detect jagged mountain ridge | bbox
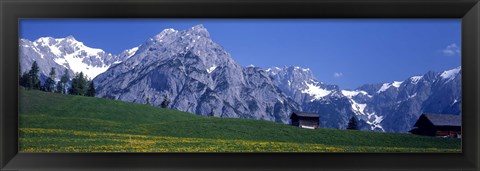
[265,66,461,132]
[93,25,301,123]
[266,66,383,131]
[19,36,139,80]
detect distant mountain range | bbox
[19,36,138,80]
[19,25,461,133]
[266,65,461,132]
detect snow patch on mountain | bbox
[392,81,402,88]
[53,58,68,68]
[207,65,217,73]
[301,82,332,101]
[377,81,403,93]
[367,115,385,131]
[349,99,367,115]
[440,67,461,82]
[452,99,458,105]
[408,93,417,99]
[265,67,282,75]
[124,46,139,58]
[29,45,45,59]
[341,90,369,98]
[410,76,423,84]
[347,97,384,131]
[301,68,310,72]
[63,53,109,79]
[155,28,178,40]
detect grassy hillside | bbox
[19,89,461,152]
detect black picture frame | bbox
[1,0,479,170]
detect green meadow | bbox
[19,89,461,152]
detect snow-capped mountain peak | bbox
[154,28,179,41]
[20,36,137,80]
[440,66,461,82]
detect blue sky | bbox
[20,19,461,89]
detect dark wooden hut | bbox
[409,113,461,138]
[290,112,319,129]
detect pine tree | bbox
[19,71,29,87]
[347,116,358,130]
[40,83,47,92]
[27,61,41,90]
[45,67,56,92]
[56,81,64,93]
[86,81,96,97]
[69,72,88,95]
[58,69,70,94]
[160,95,170,108]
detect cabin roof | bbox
[422,113,461,127]
[290,112,319,118]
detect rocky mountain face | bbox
[266,66,461,132]
[369,67,462,132]
[266,66,381,131]
[93,25,300,123]
[19,36,138,80]
[20,25,461,133]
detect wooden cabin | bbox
[409,113,461,138]
[290,112,319,129]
